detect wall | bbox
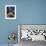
[0,0,46,44]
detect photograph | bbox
[5,5,16,19]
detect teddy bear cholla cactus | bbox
[8,32,16,41]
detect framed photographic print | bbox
[5,5,16,19]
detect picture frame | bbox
[5,5,16,19]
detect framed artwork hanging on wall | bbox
[5,5,16,19]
